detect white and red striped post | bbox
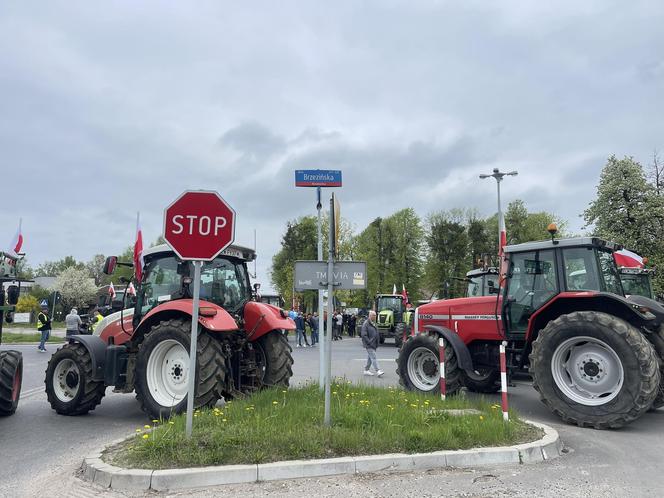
[500,340,509,422]
[438,338,446,401]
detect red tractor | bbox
[45,244,295,420]
[397,236,664,429]
[0,252,22,417]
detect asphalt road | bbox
[2,337,664,497]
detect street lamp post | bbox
[479,168,518,253]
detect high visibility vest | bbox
[37,312,48,330]
[90,315,102,332]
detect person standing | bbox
[360,310,383,377]
[349,314,357,337]
[307,313,318,346]
[64,308,82,337]
[295,312,307,348]
[90,309,103,333]
[334,310,343,340]
[37,305,52,352]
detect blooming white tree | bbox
[53,266,98,310]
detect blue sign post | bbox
[295,170,342,187]
[295,169,342,390]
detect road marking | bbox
[21,386,45,399]
[352,359,396,362]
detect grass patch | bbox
[6,321,66,329]
[110,381,541,470]
[1,332,65,343]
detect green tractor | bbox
[375,294,409,347]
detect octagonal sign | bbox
[163,190,236,261]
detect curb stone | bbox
[82,420,562,492]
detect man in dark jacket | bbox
[37,305,52,352]
[360,310,383,377]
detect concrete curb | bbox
[82,420,563,492]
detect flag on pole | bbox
[401,284,408,303]
[109,282,116,299]
[393,284,397,294]
[127,282,137,296]
[614,249,644,268]
[134,212,144,282]
[7,219,23,256]
[498,211,507,257]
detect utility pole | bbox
[317,187,325,389]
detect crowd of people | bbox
[285,309,361,347]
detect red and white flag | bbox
[134,212,144,282]
[401,284,408,303]
[7,219,23,256]
[498,211,507,257]
[392,284,397,294]
[614,249,644,268]
[109,282,116,299]
[127,282,137,296]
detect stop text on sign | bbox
[171,215,228,236]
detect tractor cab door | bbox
[504,249,558,338]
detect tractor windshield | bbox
[377,296,403,312]
[467,276,484,297]
[199,257,251,311]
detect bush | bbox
[15,295,39,314]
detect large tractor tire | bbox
[135,319,226,420]
[645,325,664,409]
[394,323,406,349]
[530,311,659,429]
[461,368,501,393]
[396,333,461,395]
[45,343,106,415]
[0,350,22,416]
[254,330,293,387]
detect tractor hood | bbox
[377,309,394,326]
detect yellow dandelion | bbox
[135,429,142,433]
[480,416,485,421]
[152,419,159,423]
[214,412,220,416]
[168,421,175,425]
[410,404,418,408]
[144,425,151,429]
[222,418,227,422]
[272,401,279,405]
[332,391,337,395]
[142,434,149,439]
[282,390,287,393]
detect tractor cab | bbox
[465,267,499,297]
[375,294,404,327]
[503,237,625,339]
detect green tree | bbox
[53,266,98,311]
[16,295,39,314]
[425,213,469,299]
[36,256,85,277]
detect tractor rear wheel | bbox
[135,319,226,420]
[461,368,501,393]
[396,333,461,395]
[394,323,406,349]
[530,311,659,429]
[254,330,293,387]
[0,350,22,416]
[45,343,106,415]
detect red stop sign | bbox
[163,190,236,261]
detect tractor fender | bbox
[423,325,475,373]
[243,301,295,341]
[133,299,238,341]
[67,334,108,382]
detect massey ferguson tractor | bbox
[398,235,664,429]
[0,252,23,417]
[375,293,408,347]
[45,244,295,420]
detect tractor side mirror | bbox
[177,261,190,276]
[6,285,19,305]
[103,256,117,275]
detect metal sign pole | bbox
[317,186,325,390]
[324,196,334,426]
[185,260,202,438]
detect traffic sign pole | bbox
[185,260,202,438]
[324,195,334,427]
[317,186,325,390]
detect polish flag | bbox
[134,212,144,282]
[109,282,117,299]
[401,284,409,303]
[614,249,644,269]
[393,284,397,294]
[498,211,507,257]
[7,219,23,256]
[127,282,137,296]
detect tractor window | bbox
[620,273,652,298]
[598,250,623,296]
[377,297,403,311]
[139,256,182,314]
[563,247,600,291]
[200,258,251,312]
[506,250,558,333]
[467,276,483,297]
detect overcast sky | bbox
[1,1,662,292]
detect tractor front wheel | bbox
[396,333,461,395]
[530,311,659,429]
[135,319,226,420]
[45,344,106,415]
[0,350,23,416]
[394,323,406,349]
